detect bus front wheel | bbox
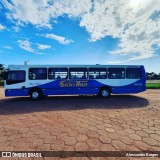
[99,87,111,98]
[30,89,43,100]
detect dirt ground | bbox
[0,88,160,160]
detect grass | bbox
[146,83,160,89]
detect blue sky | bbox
[0,0,160,73]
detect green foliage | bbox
[146,83,160,89]
[0,64,5,80]
[0,80,4,86]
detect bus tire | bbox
[99,87,111,98]
[30,89,43,100]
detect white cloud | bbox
[108,60,127,64]
[76,0,160,61]
[4,45,13,49]
[80,0,160,61]
[12,26,20,32]
[36,23,53,29]
[2,0,160,61]
[17,40,42,54]
[1,0,91,28]
[2,0,51,27]
[0,24,5,30]
[36,43,51,50]
[18,40,34,52]
[39,34,73,45]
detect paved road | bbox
[0,89,160,160]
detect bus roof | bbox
[7,64,144,69]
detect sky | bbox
[0,0,160,73]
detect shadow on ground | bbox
[0,95,149,115]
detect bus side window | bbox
[69,68,88,79]
[56,76,61,79]
[108,68,125,79]
[81,75,86,79]
[89,75,94,79]
[65,75,68,79]
[89,68,107,79]
[48,68,68,80]
[29,68,47,80]
[126,68,142,79]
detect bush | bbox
[0,80,4,86]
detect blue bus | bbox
[4,64,146,100]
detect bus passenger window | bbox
[48,68,68,80]
[29,68,47,80]
[56,76,61,79]
[89,75,94,79]
[126,68,142,79]
[108,68,125,79]
[69,68,88,79]
[89,68,107,79]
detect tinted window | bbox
[108,68,125,79]
[29,68,47,80]
[48,68,68,79]
[126,68,142,79]
[6,71,25,85]
[69,68,88,79]
[89,68,107,79]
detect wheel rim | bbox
[32,91,39,99]
[102,90,109,97]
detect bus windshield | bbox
[6,70,26,85]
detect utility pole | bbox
[24,60,30,65]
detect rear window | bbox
[29,68,47,80]
[126,68,142,79]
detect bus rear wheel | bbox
[30,89,43,100]
[99,87,111,98]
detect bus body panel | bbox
[4,65,146,97]
[5,79,146,96]
[5,89,29,96]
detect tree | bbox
[146,72,150,80]
[0,64,5,80]
[146,72,160,80]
